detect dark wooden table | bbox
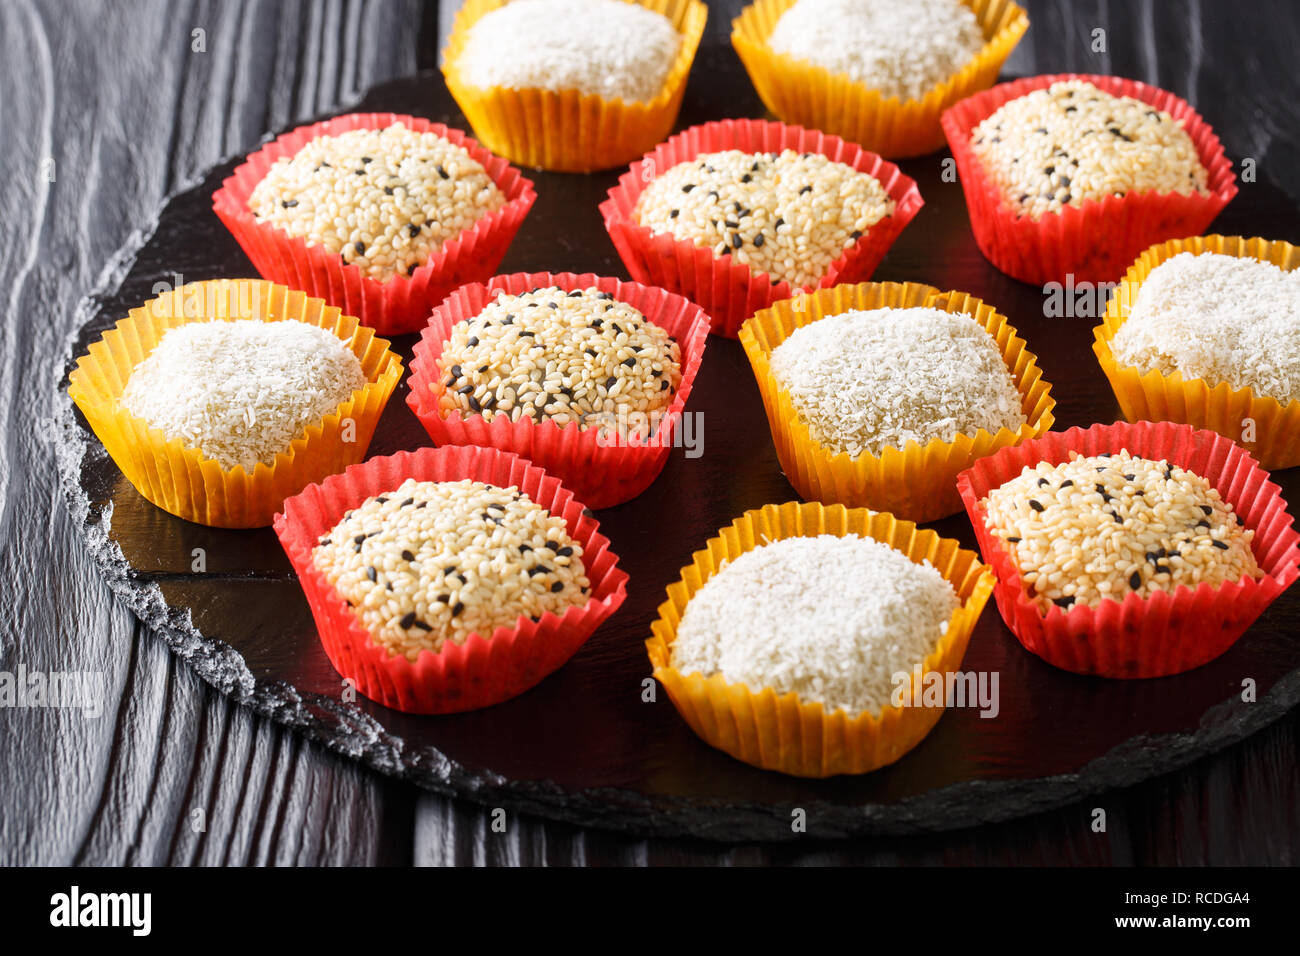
[3,0,1298,866]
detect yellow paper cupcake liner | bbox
[442,0,708,172]
[740,281,1056,523]
[1093,234,1300,471]
[646,501,996,777]
[731,0,1029,158]
[67,279,404,529]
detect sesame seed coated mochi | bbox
[248,123,506,281]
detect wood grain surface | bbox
[3,0,1299,865]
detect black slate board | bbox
[56,54,1300,842]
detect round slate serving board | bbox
[56,56,1300,842]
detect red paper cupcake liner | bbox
[406,271,711,509]
[213,112,537,336]
[941,74,1237,285]
[956,421,1300,678]
[273,445,628,714]
[599,119,924,337]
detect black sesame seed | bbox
[1212,540,1229,550]
[850,230,862,240]
[681,184,695,193]
[731,233,743,249]
[467,396,482,412]
[457,384,474,394]
[799,185,812,195]
[365,566,377,582]
[660,380,669,390]
[622,357,636,368]
[557,546,573,557]
[1029,499,1044,512]
[1060,479,1073,488]
[401,550,415,562]
[468,336,479,347]
[400,612,416,629]
[452,602,464,617]
[354,241,365,255]
[669,209,679,218]
[1053,596,1075,609]
[604,376,617,390]
[1201,505,1213,516]
[740,174,751,183]
[1037,478,1049,488]
[529,566,550,576]
[774,217,785,229]
[550,581,564,593]
[1129,571,1141,590]
[585,348,597,357]
[354,534,366,545]
[1006,536,1022,543]
[612,323,626,335]
[281,199,298,208]
[436,164,449,179]
[753,234,765,247]
[408,224,419,238]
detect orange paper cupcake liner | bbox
[731,0,1029,158]
[67,279,403,529]
[212,112,536,336]
[600,118,924,337]
[441,0,708,173]
[956,421,1300,679]
[274,446,628,714]
[406,272,711,509]
[739,281,1055,523]
[646,501,996,777]
[942,74,1238,285]
[1093,234,1300,471]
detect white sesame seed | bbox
[634,149,895,288]
[312,478,590,659]
[435,286,682,441]
[981,450,1261,611]
[971,80,1208,220]
[248,123,506,281]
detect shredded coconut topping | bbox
[769,306,1026,459]
[767,0,986,102]
[313,478,590,659]
[1110,252,1300,407]
[120,319,366,472]
[249,123,506,281]
[971,80,1209,220]
[981,450,1261,612]
[670,534,959,718]
[635,148,895,288]
[456,0,681,103]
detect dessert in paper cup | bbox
[731,0,1029,158]
[212,112,536,335]
[942,73,1237,285]
[600,118,923,337]
[67,279,402,529]
[406,271,711,509]
[739,280,1055,523]
[956,421,1300,679]
[646,501,996,778]
[441,0,708,173]
[274,445,628,714]
[1094,234,1300,471]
